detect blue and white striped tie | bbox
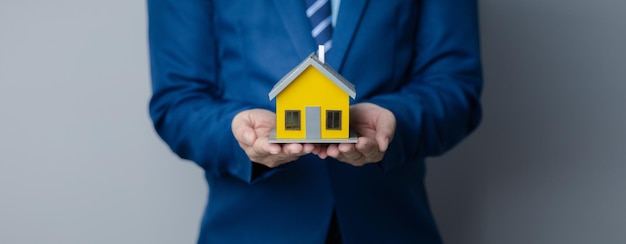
[305,0,333,52]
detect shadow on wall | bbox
[426,0,626,243]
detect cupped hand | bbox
[315,103,396,166]
[231,109,315,168]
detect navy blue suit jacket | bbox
[148,0,482,243]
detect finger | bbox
[338,143,367,163]
[232,117,256,147]
[253,136,280,156]
[311,145,321,155]
[302,143,315,154]
[266,141,282,155]
[270,149,304,166]
[338,143,356,153]
[283,143,304,155]
[375,132,390,152]
[252,147,300,168]
[242,129,256,147]
[312,144,328,159]
[375,113,395,152]
[354,137,381,159]
[326,144,340,158]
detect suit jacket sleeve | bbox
[147,0,258,182]
[367,0,483,171]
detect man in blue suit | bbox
[148,0,482,243]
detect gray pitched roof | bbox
[268,53,356,100]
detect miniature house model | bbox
[268,47,357,143]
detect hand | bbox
[314,103,396,166]
[231,109,315,168]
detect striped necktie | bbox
[305,0,333,51]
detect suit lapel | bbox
[272,0,316,60]
[327,0,369,71]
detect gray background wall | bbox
[1,0,624,243]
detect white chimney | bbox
[318,45,325,63]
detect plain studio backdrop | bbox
[1,0,625,243]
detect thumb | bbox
[375,113,396,152]
[242,128,256,146]
[376,132,391,152]
[232,111,257,147]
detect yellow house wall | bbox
[275,66,350,139]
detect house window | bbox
[326,110,342,130]
[285,110,301,130]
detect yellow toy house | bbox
[268,49,357,143]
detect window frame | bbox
[326,110,342,130]
[285,110,301,130]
